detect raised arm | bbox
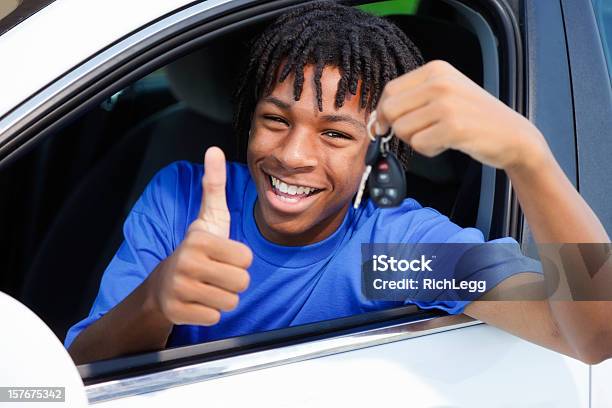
[68,148,251,364]
[374,60,612,364]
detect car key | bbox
[354,112,407,208]
[369,145,407,207]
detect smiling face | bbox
[247,64,370,246]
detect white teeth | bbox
[270,175,317,196]
[278,195,298,202]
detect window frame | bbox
[0,0,56,36]
[591,0,612,83]
[83,309,477,403]
[0,0,523,401]
[518,0,578,257]
[560,0,612,236]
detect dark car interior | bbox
[0,0,486,342]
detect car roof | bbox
[0,0,197,119]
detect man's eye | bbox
[263,115,289,125]
[323,131,352,140]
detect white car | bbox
[1,0,611,406]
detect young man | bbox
[66,2,611,365]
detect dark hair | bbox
[233,0,424,165]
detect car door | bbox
[563,0,612,407]
[0,0,601,407]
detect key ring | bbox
[367,111,394,144]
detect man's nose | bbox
[275,127,318,170]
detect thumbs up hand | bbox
[193,147,231,238]
[146,147,252,327]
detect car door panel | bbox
[91,324,589,408]
[592,358,612,408]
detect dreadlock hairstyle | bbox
[233,0,424,167]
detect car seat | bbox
[20,42,241,340]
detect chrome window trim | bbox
[85,316,480,404]
[0,0,233,144]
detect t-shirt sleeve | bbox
[63,163,184,349]
[400,207,542,315]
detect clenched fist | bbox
[375,60,550,171]
[147,147,252,326]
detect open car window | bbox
[0,0,522,400]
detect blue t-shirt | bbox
[64,161,536,349]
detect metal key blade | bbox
[354,137,381,209]
[353,165,372,209]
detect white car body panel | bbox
[0,292,88,407]
[592,358,612,408]
[0,0,192,117]
[94,324,589,408]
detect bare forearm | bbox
[68,270,173,365]
[506,140,612,363]
[506,145,608,243]
[466,299,578,358]
[373,59,612,363]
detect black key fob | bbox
[369,153,406,207]
[365,136,381,166]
